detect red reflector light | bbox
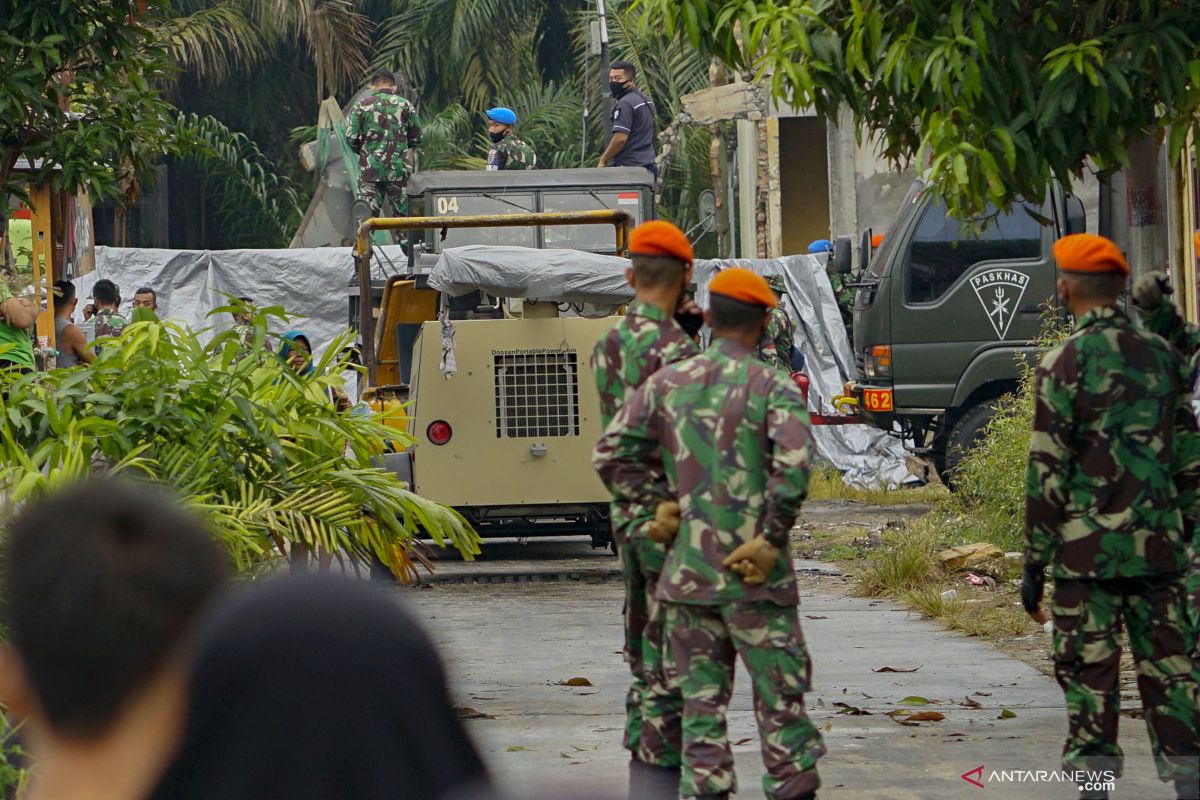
[426,420,452,445]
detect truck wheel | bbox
[938,400,1000,489]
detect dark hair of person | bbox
[709,293,768,334]
[370,69,396,85]
[630,254,686,288]
[0,480,230,739]
[52,280,76,305]
[611,60,636,79]
[135,287,157,303]
[1064,272,1127,301]
[149,576,490,800]
[92,279,120,305]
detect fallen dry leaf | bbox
[960,696,983,709]
[557,677,594,687]
[973,691,992,697]
[455,707,495,720]
[833,702,872,716]
[506,746,528,752]
[874,665,922,673]
[731,737,753,746]
[997,709,1017,720]
[904,712,946,722]
[898,695,931,706]
[805,615,828,620]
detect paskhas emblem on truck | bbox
[970,269,1029,339]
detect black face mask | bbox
[488,130,506,144]
[609,81,629,98]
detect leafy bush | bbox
[948,317,1070,553]
[0,306,479,578]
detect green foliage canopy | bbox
[0,306,480,578]
[0,0,176,209]
[638,0,1200,220]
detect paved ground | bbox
[404,526,1170,799]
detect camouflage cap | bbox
[764,274,786,294]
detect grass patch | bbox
[903,585,1031,638]
[807,469,948,505]
[822,543,865,561]
[849,320,1067,641]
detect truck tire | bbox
[938,400,1000,489]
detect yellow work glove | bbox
[646,501,680,544]
[721,535,781,585]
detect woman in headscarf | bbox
[147,575,492,800]
[278,330,351,412]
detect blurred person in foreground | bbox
[0,481,230,800]
[148,575,491,800]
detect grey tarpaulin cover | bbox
[695,256,914,489]
[428,245,635,303]
[78,245,404,398]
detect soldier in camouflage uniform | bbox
[483,107,537,171]
[1132,270,1200,664]
[756,274,796,373]
[347,70,421,218]
[591,221,699,787]
[1024,235,1200,800]
[808,238,853,329]
[85,279,128,347]
[595,268,824,800]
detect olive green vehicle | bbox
[352,167,656,547]
[836,178,1086,480]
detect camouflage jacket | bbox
[591,300,698,544]
[593,337,813,605]
[827,271,855,323]
[347,89,422,183]
[93,309,127,340]
[1137,300,1200,536]
[755,306,795,373]
[1026,305,1191,579]
[486,133,537,171]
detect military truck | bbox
[351,181,648,548]
[838,178,1086,480]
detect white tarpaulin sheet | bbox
[695,256,914,489]
[81,245,402,360]
[428,245,634,304]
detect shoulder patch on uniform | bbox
[613,108,621,119]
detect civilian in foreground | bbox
[0,480,230,800]
[149,575,491,800]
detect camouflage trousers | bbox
[1051,576,1200,782]
[357,180,408,218]
[663,601,825,799]
[619,533,683,767]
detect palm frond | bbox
[158,1,266,83]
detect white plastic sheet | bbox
[428,245,634,304]
[695,256,915,489]
[79,245,401,360]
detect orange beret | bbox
[629,220,693,264]
[1053,234,1128,276]
[709,268,777,309]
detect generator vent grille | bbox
[494,350,581,438]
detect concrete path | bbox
[404,547,1169,799]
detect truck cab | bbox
[846,178,1084,480]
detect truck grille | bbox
[494,350,581,438]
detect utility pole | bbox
[597,0,613,140]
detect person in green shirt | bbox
[0,276,36,372]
